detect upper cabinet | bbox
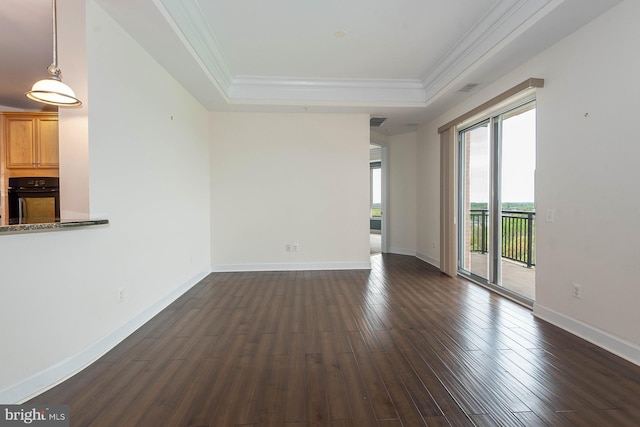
[2,112,59,169]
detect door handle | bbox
[18,198,26,223]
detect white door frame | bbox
[369,142,388,254]
[380,145,389,253]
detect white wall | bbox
[0,0,211,402]
[210,112,370,271]
[370,130,388,147]
[533,0,640,355]
[387,132,417,256]
[417,0,640,361]
[416,122,440,267]
[58,0,90,219]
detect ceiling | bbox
[0,0,53,111]
[1,0,621,134]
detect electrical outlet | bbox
[285,244,292,252]
[117,287,125,303]
[572,283,583,299]
[293,243,299,252]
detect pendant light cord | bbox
[48,0,61,78]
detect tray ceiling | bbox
[1,0,622,134]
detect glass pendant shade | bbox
[26,77,81,106]
[25,0,82,107]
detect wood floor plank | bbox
[162,357,222,426]
[197,333,250,425]
[28,254,640,426]
[400,349,476,426]
[237,333,277,425]
[422,416,451,426]
[512,411,548,427]
[89,358,177,427]
[305,353,329,426]
[74,360,151,426]
[463,350,571,425]
[376,419,402,427]
[346,330,397,420]
[417,328,531,415]
[319,332,352,422]
[336,351,380,426]
[207,353,253,425]
[403,329,489,417]
[108,358,197,427]
[371,351,427,426]
[499,348,613,411]
[283,332,306,424]
[383,347,443,419]
[259,354,289,427]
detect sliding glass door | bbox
[458,120,491,281]
[458,100,536,302]
[499,104,536,299]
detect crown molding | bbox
[153,0,234,96]
[228,76,426,106]
[153,0,560,107]
[421,0,560,101]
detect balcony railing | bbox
[469,210,535,268]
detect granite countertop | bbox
[0,219,109,234]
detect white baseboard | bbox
[534,304,640,366]
[388,247,416,256]
[0,269,211,404]
[211,261,371,272]
[416,252,440,269]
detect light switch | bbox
[546,209,554,223]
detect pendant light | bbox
[26,0,82,107]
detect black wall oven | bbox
[8,177,60,224]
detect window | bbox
[370,161,381,217]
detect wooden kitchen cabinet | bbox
[0,112,59,224]
[3,112,59,169]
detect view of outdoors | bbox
[460,103,536,301]
[371,166,381,217]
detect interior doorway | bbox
[370,143,386,255]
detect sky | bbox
[468,108,536,203]
[371,168,382,206]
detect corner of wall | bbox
[416,252,441,269]
[0,269,210,404]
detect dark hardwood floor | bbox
[31,254,640,426]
